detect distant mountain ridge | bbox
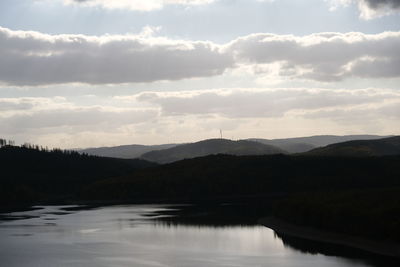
[249,135,388,153]
[140,139,286,164]
[78,135,389,159]
[305,136,400,156]
[79,144,178,159]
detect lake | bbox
[0,204,395,267]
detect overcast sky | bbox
[0,0,399,148]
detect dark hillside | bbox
[305,136,400,157]
[82,153,400,242]
[83,154,400,201]
[274,188,400,242]
[0,145,155,206]
[250,135,387,153]
[141,139,285,164]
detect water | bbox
[0,205,394,267]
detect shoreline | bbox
[259,216,400,258]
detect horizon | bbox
[2,133,394,150]
[73,133,397,149]
[1,0,400,149]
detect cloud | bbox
[304,100,400,128]
[229,31,400,82]
[0,97,158,134]
[0,27,399,85]
[360,0,400,18]
[0,97,67,111]
[60,0,400,18]
[0,108,156,134]
[329,0,400,19]
[134,87,400,118]
[0,98,35,111]
[64,0,216,11]
[0,26,233,86]
[1,88,399,147]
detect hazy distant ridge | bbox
[79,144,177,159]
[78,135,388,159]
[249,135,387,153]
[305,136,400,156]
[141,139,285,164]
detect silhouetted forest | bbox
[0,140,155,206]
[274,188,400,242]
[305,136,400,156]
[82,154,400,201]
[80,153,400,242]
[1,138,400,243]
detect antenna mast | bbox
[220,129,223,139]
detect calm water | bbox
[0,205,392,267]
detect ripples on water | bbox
[0,205,396,267]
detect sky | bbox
[0,0,399,148]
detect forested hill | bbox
[305,136,400,156]
[3,142,400,242]
[0,144,155,206]
[79,143,178,159]
[84,153,400,201]
[140,139,286,164]
[249,134,387,153]
[75,135,387,159]
[82,153,400,242]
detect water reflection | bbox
[275,232,399,267]
[153,204,399,267]
[0,204,396,267]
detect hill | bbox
[76,135,387,158]
[3,140,400,243]
[249,135,387,153]
[305,136,400,156]
[0,144,155,206]
[79,143,177,159]
[83,153,400,201]
[140,139,286,164]
[82,153,400,242]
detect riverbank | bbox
[259,216,400,258]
